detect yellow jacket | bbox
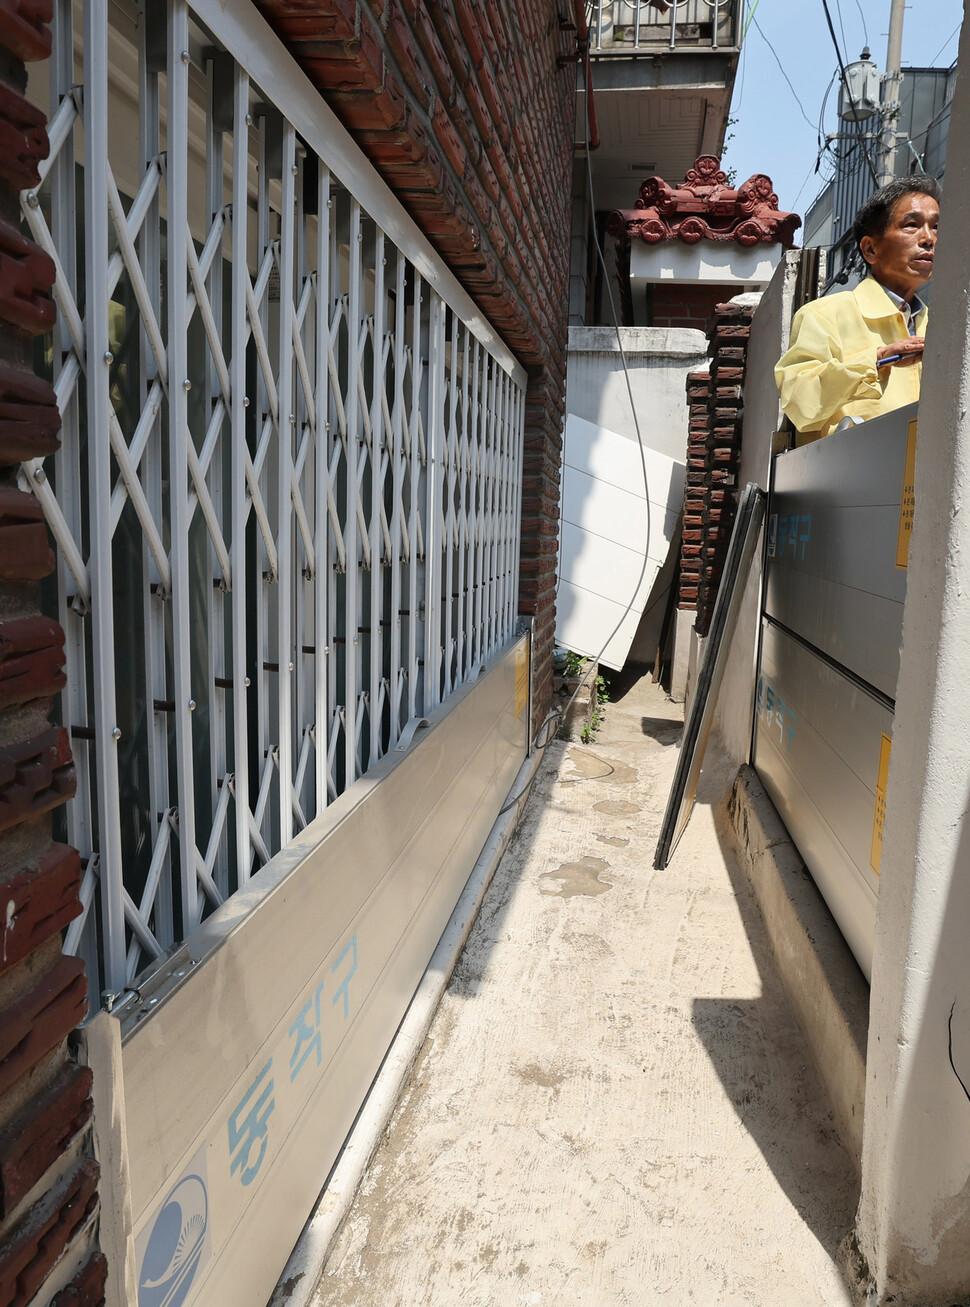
[774,276,927,443]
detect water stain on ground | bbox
[596,833,629,848]
[566,750,638,784]
[514,1062,567,1089]
[539,856,613,898]
[593,799,638,817]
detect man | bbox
[775,175,940,443]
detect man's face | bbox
[860,192,939,301]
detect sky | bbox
[726,0,965,219]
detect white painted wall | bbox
[857,11,970,1302]
[566,325,708,464]
[630,239,782,287]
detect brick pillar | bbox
[678,300,754,634]
[518,367,564,737]
[0,7,105,1305]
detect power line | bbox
[819,0,880,186]
[928,22,961,68]
[833,0,849,61]
[741,0,762,42]
[857,0,873,45]
[792,155,822,210]
[751,14,817,133]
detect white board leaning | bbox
[556,413,685,669]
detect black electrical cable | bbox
[833,0,850,65]
[852,0,868,45]
[501,32,665,816]
[928,22,961,69]
[819,0,880,186]
[751,15,817,133]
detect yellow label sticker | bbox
[895,417,918,569]
[514,641,529,720]
[870,733,893,874]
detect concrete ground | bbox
[311,671,858,1306]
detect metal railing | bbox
[587,0,740,52]
[22,0,526,1010]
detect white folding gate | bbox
[22,0,527,1011]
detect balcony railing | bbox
[587,0,742,53]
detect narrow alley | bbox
[311,673,858,1306]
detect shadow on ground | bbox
[685,753,860,1267]
[641,715,682,745]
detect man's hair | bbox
[853,175,942,253]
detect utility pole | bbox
[879,0,905,185]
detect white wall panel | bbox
[557,413,684,669]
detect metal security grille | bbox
[21,0,526,1009]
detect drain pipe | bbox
[268,743,546,1307]
[567,0,600,151]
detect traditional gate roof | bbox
[608,154,801,248]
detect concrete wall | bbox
[566,325,708,465]
[712,252,801,766]
[856,11,970,1301]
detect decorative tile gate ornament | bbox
[608,154,801,248]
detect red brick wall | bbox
[649,282,737,331]
[256,0,577,732]
[0,8,104,1306]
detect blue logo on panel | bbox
[138,1171,209,1307]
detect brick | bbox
[452,0,486,68]
[0,360,60,464]
[712,301,756,319]
[49,1252,108,1307]
[0,486,54,580]
[710,365,744,381]
[384,7,433,110]
[0,954,87,1097]
[0,726,76,831]
[326,79,407,133]
[0,79,48,190]
[433,3,472,85]
[412,5,454,99]
[0,0,52,63]
[0,1159,99,1307]
[431,100,466,178]
[0,843,81,976]
[0,1063,92,1217]
[0,219,55,335]
[0,614,65,707]
[254,0,356,41]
